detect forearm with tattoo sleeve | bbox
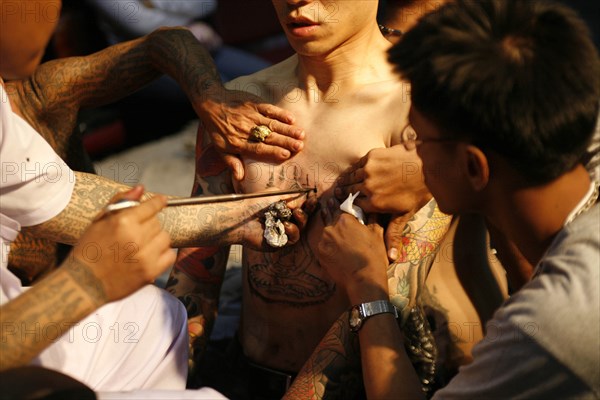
[23,168,233,361]
[0,258,109,370]
[284,312,363,399]
[5,27,222,144]
[285,201,450,399]
[164,126,233,367]
[23,171,263,249]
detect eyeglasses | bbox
[399,125,461,151]
[378,24,403,38]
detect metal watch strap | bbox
[349,300,398,333]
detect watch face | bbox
[349,306,362,332]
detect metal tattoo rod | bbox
[98,187,317,219]
[165,187,317,207]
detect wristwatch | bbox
[349,300,398,333]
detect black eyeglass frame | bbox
[378,24,403,37]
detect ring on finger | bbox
[250,125,272,142]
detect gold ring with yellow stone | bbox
[250,125,272,142]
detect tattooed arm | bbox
[165,136,233,372]
[284,313,363,400]
[0,258,107,370]
[286,200,450,399]
[6,27,217,144]
[287,202,425,399]
[5,27,303,176]
[24,171,301,249]
[1,188,174,371]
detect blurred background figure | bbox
[87,0,272,82]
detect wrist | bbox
[346,280,389,306]
[146,27,224,110]
[348,299,398,333]
[239,198,270,246]
[193,82,227,118]
[62,256,109,308]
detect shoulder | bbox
[503,204,599,328]
[539,203,600,285]
[224,55,298,103]
[493,205,599,391]
[434,316,595,399]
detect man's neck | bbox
[295,25,392,92]
[486,164,593,267]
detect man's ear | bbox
[464,145,489,191]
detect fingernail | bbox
[294,141,303,151]
[281,150,291,158]
[389,247,398,261]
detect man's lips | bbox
[286,19,320,36]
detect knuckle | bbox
[112,214,132,230]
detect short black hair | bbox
[389,0,600,183]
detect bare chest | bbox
[241,99,401,194]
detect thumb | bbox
[224,154,245,181]
[110,185,144,203]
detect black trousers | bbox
[195,336,297,400]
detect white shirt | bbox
[0,83,75,304]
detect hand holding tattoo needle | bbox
[97,186,318,253]
[81,185,175,302]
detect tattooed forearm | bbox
[23,172,129,244]
[166,246,229,366]
[160,202,244,248]
[6,27,221,146]
[145,27,222,105]
[63,257,108,307]
[25,170,260,248]
[0,265,99,370]
[284,312,363,400]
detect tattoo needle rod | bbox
[165,187,317,207]
[98,188,317,219]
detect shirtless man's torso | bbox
[232,51,409,370]
[167,1,452,397]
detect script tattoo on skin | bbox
[7,27,223,282]
[283,202,452,399]
[284,314,364,400]
[0,258,103,369]
[246,167,335,305]
[65,257,109,307]
[23,173,127,245]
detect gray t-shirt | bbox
[434,204,600,399]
